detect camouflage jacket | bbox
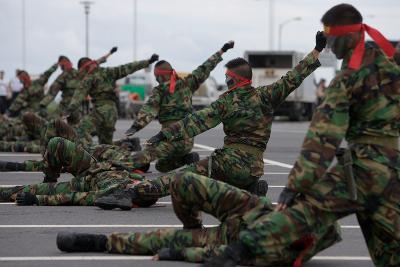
[67,60,150,113]
[287,47,400,193]
[9,63,58,115]
[40,68,81,111]
[134,51,223,130]
[161,52,320,151]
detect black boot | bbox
[137,163,150,173]
[57,232,107,252]
[183,152,200,165]
[0,161,26,172]
[94,189,134,211]
[253,180,268,197]
[16,192,38,205]
[114,137,142,152]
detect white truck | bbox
[244,50,318,121]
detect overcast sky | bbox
[0,0,399,83]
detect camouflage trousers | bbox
[106,171,342,265]
[239,144,400,267]
[128,138,194,173]
[0,140,41,153]
[75,101,118,145]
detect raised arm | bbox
[105,54,158,81]
[184,41,234,92]
[39,73,64,107]
[259,32,326,109]
[125,88,161,136]
[35,63,58,86]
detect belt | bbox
[224,143,264,158]
[349,135,399,150]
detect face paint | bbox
[225,75,235,89]
[331,35,350,59]
[59,59,72,71]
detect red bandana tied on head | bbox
[18,72,31,88]
[225,70,252,92]
[154,68,178,94]
[324,23,396,69]
[79,60,99,76]
[59,59,72,71]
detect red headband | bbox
[324,23,396,69]
[225,70,252,92]
[154,68,177,94]
[79,60,98,76]
[18,72,31,88]
[59,59,72,71]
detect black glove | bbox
[110,46,118,54]
[157,248,184,261]
[148,54,159,64]
[16,192,38,206]
[125,124,139,136]
[277,187,297,207]
[147,132,166,146]
[221,41,235,52]
[314,31,327,52]
[202,243,245,267]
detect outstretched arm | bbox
[185,41,234,92]
[35,63,58,86]
[106,54,158,81]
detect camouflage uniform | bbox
[157,52,320,191]
[67,60,150,144]
[128,52,223,172]
[8,63,58,116]
[0,137,150,206]
[232,47,400,267]
[106,171,342,265]
[39,68,81,117]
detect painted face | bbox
[328,35,351,59]
[225,74,235,89]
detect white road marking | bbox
[0,256,371,261]
[0,153,41,157]
[0,224,361,229]
[264,172,289,175]
[194,143,293,169]
[0,171,42,174]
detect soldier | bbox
[0,137,159,208]
[56,171,342,266]
[199,4,400,267]
[123,41,234,173]
[7,63,58,117]
[143,32,326,194]
[64,54,159,144]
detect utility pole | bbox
[80,1,94,57]
[21,0,26,68]
[268,0,275,50]
[133,0,137,60]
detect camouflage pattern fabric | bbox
[237,48,400,267]
[39,68,81,117]
[8,63,58,116]
[106,171,342,266]
[0,137,146,206]
[148,52,320,190]
[0,140,41,153]
[129,52,223,172]
[0,115,27,141]
[67,60,150,144]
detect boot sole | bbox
[95,201,132,211]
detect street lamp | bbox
[80,1,94,57]
[132,0,137,60]
[278,17,301,50]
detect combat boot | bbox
[114,137,141,151]
[253,180,268,197]
[183,152,200,165]
[94,189,134,211]
[57,232,107,252]
[0,161,26,172]
[138,163,150,173]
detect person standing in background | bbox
[0,71,8,114]
[8,69,23,103]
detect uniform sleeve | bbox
[105,60,150,81]
[66,77,91,115]
[286,75,350,193]
[184,52,223,93]
[134,88,161,130]
[8,88,29,114]
[39,74,64,107]
[35,63,58,86]
[259,52,320,109]
[162,99,224,141]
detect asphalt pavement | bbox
[0,119,374,267]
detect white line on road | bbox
[0,224,361,229]
[0,153,41,157]
[0,256,371,261]
[0,185,285,188]
[194,143,293,169]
